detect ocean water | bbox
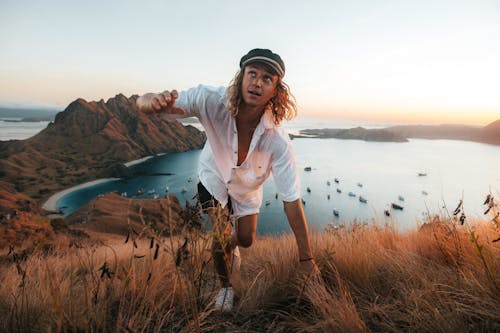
[56,138,500,235]
[0,119,50,141]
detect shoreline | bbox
[123,156,153,167]
[42,153,165,214]
[42,178,120,212]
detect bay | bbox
[56,138,500,235]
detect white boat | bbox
[348,192,356,197]
[357,182,363,188]
[359,196,367,203]
[147,189,156,194]
[121,192,127,197]
[398,195,405,201]
[165,186,169,192]
[181,187,187,193]
[326,180,331,186]
[153,194,160,199]
[333,209,340,217]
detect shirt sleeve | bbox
[271,133,301,202]
[160,85,224,122]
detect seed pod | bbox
[154,243,159,260]
[459,213,466,225]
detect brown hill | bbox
[0,180,84,249]
[0,94,206,201]
[65,192,192,236]
[476,119,500,145]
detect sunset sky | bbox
[1,0,499,125]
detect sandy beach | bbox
[123,156,153,167]
[42,178,120,212]
[43,154,160,214]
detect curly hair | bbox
[226,63,297,125]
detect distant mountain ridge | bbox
[293,120,500,146]
[0,94,206,201]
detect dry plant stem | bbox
[209,203,233,288]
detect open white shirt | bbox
[163,84,300,217]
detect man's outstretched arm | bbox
[283,198,319,275]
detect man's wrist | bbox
[299,257,314,262]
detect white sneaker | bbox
[214,287,234,312]
[231,246,241,274]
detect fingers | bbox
[146,90,185,115]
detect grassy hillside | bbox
[1,206,498,332]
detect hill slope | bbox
[0,94,206,201]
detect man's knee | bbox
[237,234,254,248]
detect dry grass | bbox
[1,206,499,332]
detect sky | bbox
[1,0,499,125]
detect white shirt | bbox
[163,84,300,217]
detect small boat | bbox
[422,190,428,195]
[165,186,169,192]
[357,182,363,188]
[306,187,311,193]
[181,187,187,193]
[391,203,404,210]
[333,209,340,217]
[348,192,356,197]
[121,192,128,197]
[359,196,367,203]
[384,210,391,217]
[398,195,405,202]
[153,194,160,199]
[275,192,278,199]
[336,188,342,194]
[418,172,427,177]
[334,178,340,184]
[187,177,193,183]
[137,188,145,195]
[147,189,156,194]
[326,180,331,186]
[304,166,312,171]
[327,194,331,200]
[265,200,271,206]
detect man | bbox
[137,48,319,311]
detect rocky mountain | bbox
[476,119,500,145]
[0,94,206,201]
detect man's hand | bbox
[300,259,321,280]
[136,90,186,116]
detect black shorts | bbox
[197,182,232,213]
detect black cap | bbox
[239,48,285,77]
